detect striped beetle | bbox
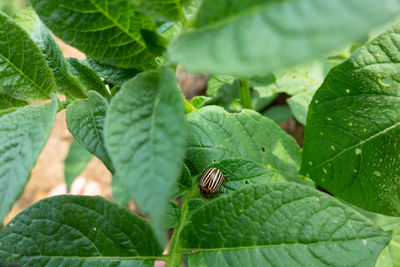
[198,168,229,198]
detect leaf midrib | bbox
[88,0,146,48]
[179,234,388,252]
[0,52,50,97]
[2,254,164,260]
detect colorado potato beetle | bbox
[198,168,229,198]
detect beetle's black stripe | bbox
[200,168,214,186]
[209,169,223,191]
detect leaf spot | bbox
[261,147,265,152]
[362,239,367,245]
[327,117,332,121]
[308,161,313,166]
[320,132,323,135]
[245,180,249,184]
[355,148,361,155]
[374,171,382,176]
[330,145,335,150]
[349,122,353,126]
[93,227,97,231]
[345,89,350,93]
[323,168,327,174]
[315,100,319,104]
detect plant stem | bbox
[166,188,194,267]
[239,79,253,109]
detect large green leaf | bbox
[185,106,301,181]
[16,9,87,99]
[0,94,28,114]
[105,68,185,246]
[208,158,285,195]
[374,215,400,267]
[168,0,400,76]
[259,61,328,96]
[66,91,113,173]
[180,183,391,267]
[0,96,58,224]
[0,195,162,266]
[84,57,140,87]
[301,24,400,216]
[67,57,111,99]
[29,0,167,69]
[134,0,189,21]
[64,139,92,192]
[0,12,55,100]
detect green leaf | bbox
[134,0,189,21]
[84,57,140,87]
[168,0,400,76]
[67,57,111,99]
[206,75,235,96]
[0,0,25,18]
[373,214,400,267]
[206,80,241,112]
[112,174,131,206]
[301,24,400,216]
[0,94,28,113]
[186,106,301,181]
[261,61,328,96]
[66,91,114,173]
[181,183,391,267]
[64,139,92,192]
[251,87,276,112]
[105,67,185,246]
[0,96,58,223]
[160,21,183,41]
[29,0,167,69]
[209,158,285,195]
[166,201,181,229]
[0,12,55,100]
[190,96,211,109]
[263,105,292,124]
[287,92,314,125]
[16,9,87,99]
[0,195,162,266]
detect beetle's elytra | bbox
[198,168,228,198]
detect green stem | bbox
[181,93,196,114]
[57,98,74,112]
[239,79,253,109]
[166,188,194,267]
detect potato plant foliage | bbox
[1,0,400,266]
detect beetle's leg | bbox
[224,174,230,179]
